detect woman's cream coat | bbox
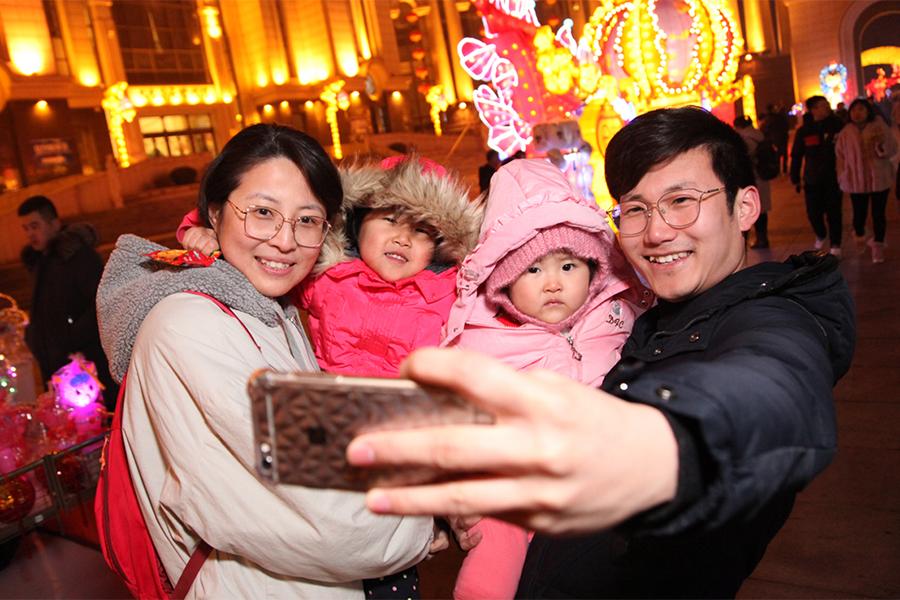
[98,235,432,598]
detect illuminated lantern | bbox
[414,66,430,79]
[580,0,744,113]
[409,30,423,43]
[51,354,105,440]
[411,48,426,61]
[0,477,35,523]
[405,12,418,24]
[52,354,102,410]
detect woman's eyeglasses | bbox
[227,201,331,248]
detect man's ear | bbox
[735,186,761,232]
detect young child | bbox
[443,158,651,600]
[177,155,483,598]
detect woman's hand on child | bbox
[182,226,219,256]
[346,348,679,536]
[448,514,483,551]
[428,524,450,557]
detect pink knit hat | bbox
[485,224,610,332]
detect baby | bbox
[443,159,651,599]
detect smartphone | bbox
[248,369,494,491]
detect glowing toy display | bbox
[457,0,747,202]
[51,354,105,440]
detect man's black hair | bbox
[17,195,59,221]
[605,106,755,213]
[805,95,829,111]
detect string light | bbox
[320,80,349,159]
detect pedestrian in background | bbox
[17,195,117,408]
[836,97,897,263]
[791,96,845,256]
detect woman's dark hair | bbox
[605,107,755,213]
[848,97,877,123]
[198,124,342,226]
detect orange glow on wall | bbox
[10,43,46,75]
[297,59,330,85]
[338,50,360,77]
[79,70,100,87]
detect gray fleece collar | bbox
[97,234,285,383]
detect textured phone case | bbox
[249,370,493,490]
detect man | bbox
[17,195,117,408]
[760,102,790,173]
[791,95,845,256]
[347,107,855,597]
[478,149,502,193]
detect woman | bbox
[96,124,434,598]
[836,97,897,263]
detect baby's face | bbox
[358,208,436,282]
[508,251,591,324]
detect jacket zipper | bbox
[564,333,583,361]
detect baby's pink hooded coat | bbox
[444,159,652,600]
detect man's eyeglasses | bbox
[227,201,331,248]
[609,187,727,237]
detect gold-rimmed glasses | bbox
[227,200,331,248]
[610,187,727,237]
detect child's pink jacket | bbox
[443,159,651,600]
[298,258,456,376]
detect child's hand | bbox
[428,524,450,557]
[449,514,483,551]
[182,226,219,255]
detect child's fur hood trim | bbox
[315,157,483,274]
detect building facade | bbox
[0,0,896,191]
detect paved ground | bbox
[0,172,898,598]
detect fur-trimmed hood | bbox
[315,157,483,273]
[21,223,99,270]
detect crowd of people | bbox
[14,92,895,597]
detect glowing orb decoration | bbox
[51,354,102,410]
[820,62,848,108]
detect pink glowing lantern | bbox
[51,354,104,439]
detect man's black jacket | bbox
[517,253,854,598]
